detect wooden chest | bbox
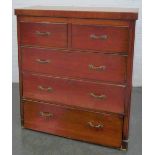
[15,6,138,150]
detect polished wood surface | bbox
[23,72,125,114]
[72,25,129,52]
[20,22,67,48]
[18,16,130,27]
[123,21,136,140]
[21,47,127,83]
[24,100,123,148]
[15,6,138,20]
[15,7,138,150]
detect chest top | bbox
[15,6,138,20]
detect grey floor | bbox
[12,83,142,155]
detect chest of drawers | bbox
[15,6,138,150]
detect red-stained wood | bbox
[21,47,127,83]
[15,7,138,150]
[22,72,125,114]
[16,16,24,126]
[15,6,138,20]
[20,22,68,48]
[18,16,68,23]
[72,24,129,52]
[23,100,123,148]
[123,21,136,140]
[18,16,130,27]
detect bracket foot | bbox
[120,141,128,151]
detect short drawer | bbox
[23,101,123,148]
[23,73,125,114]
[72,25,129,53]
[20,22,67,48]
[21,47,127,83]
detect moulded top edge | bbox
[15,6,138,20]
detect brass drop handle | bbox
[90,34,108,40]
[88,121,104,129]
[90,93,106,100]
[39,112,53,119]
[35,31,51,36]
[88,64,106,71]
[38,85,53,92]
[36,59,51,64]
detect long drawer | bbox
[72,24,129,52]
[20,22,68,48]
[22,73,125,114]
[21,47,127,83]
[23,100,123,148]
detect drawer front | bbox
[23,101,123,148]
[72,25,129,52]
[23,73,125,114]
[22,47,127,83]
[20,22,67,48]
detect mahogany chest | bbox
[15,6,138,150]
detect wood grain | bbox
[18,16,130,27]
[123,21,136,140]
[20,22,68,48]
[23,100,123,148]
[15,7,138,149]
[15,6,138,20]
[22,72,126,114]
[72,24,129,52]
[21,47,127,83]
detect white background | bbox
[12,0,142,86]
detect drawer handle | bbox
[35,31,51,36]
[36,59,51,64]
[38,85,53,92]
[90,34,108,40]
[90,93,106,100]
[88,64,106,71]
[88,121,104,129]
[40,112,53,119]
